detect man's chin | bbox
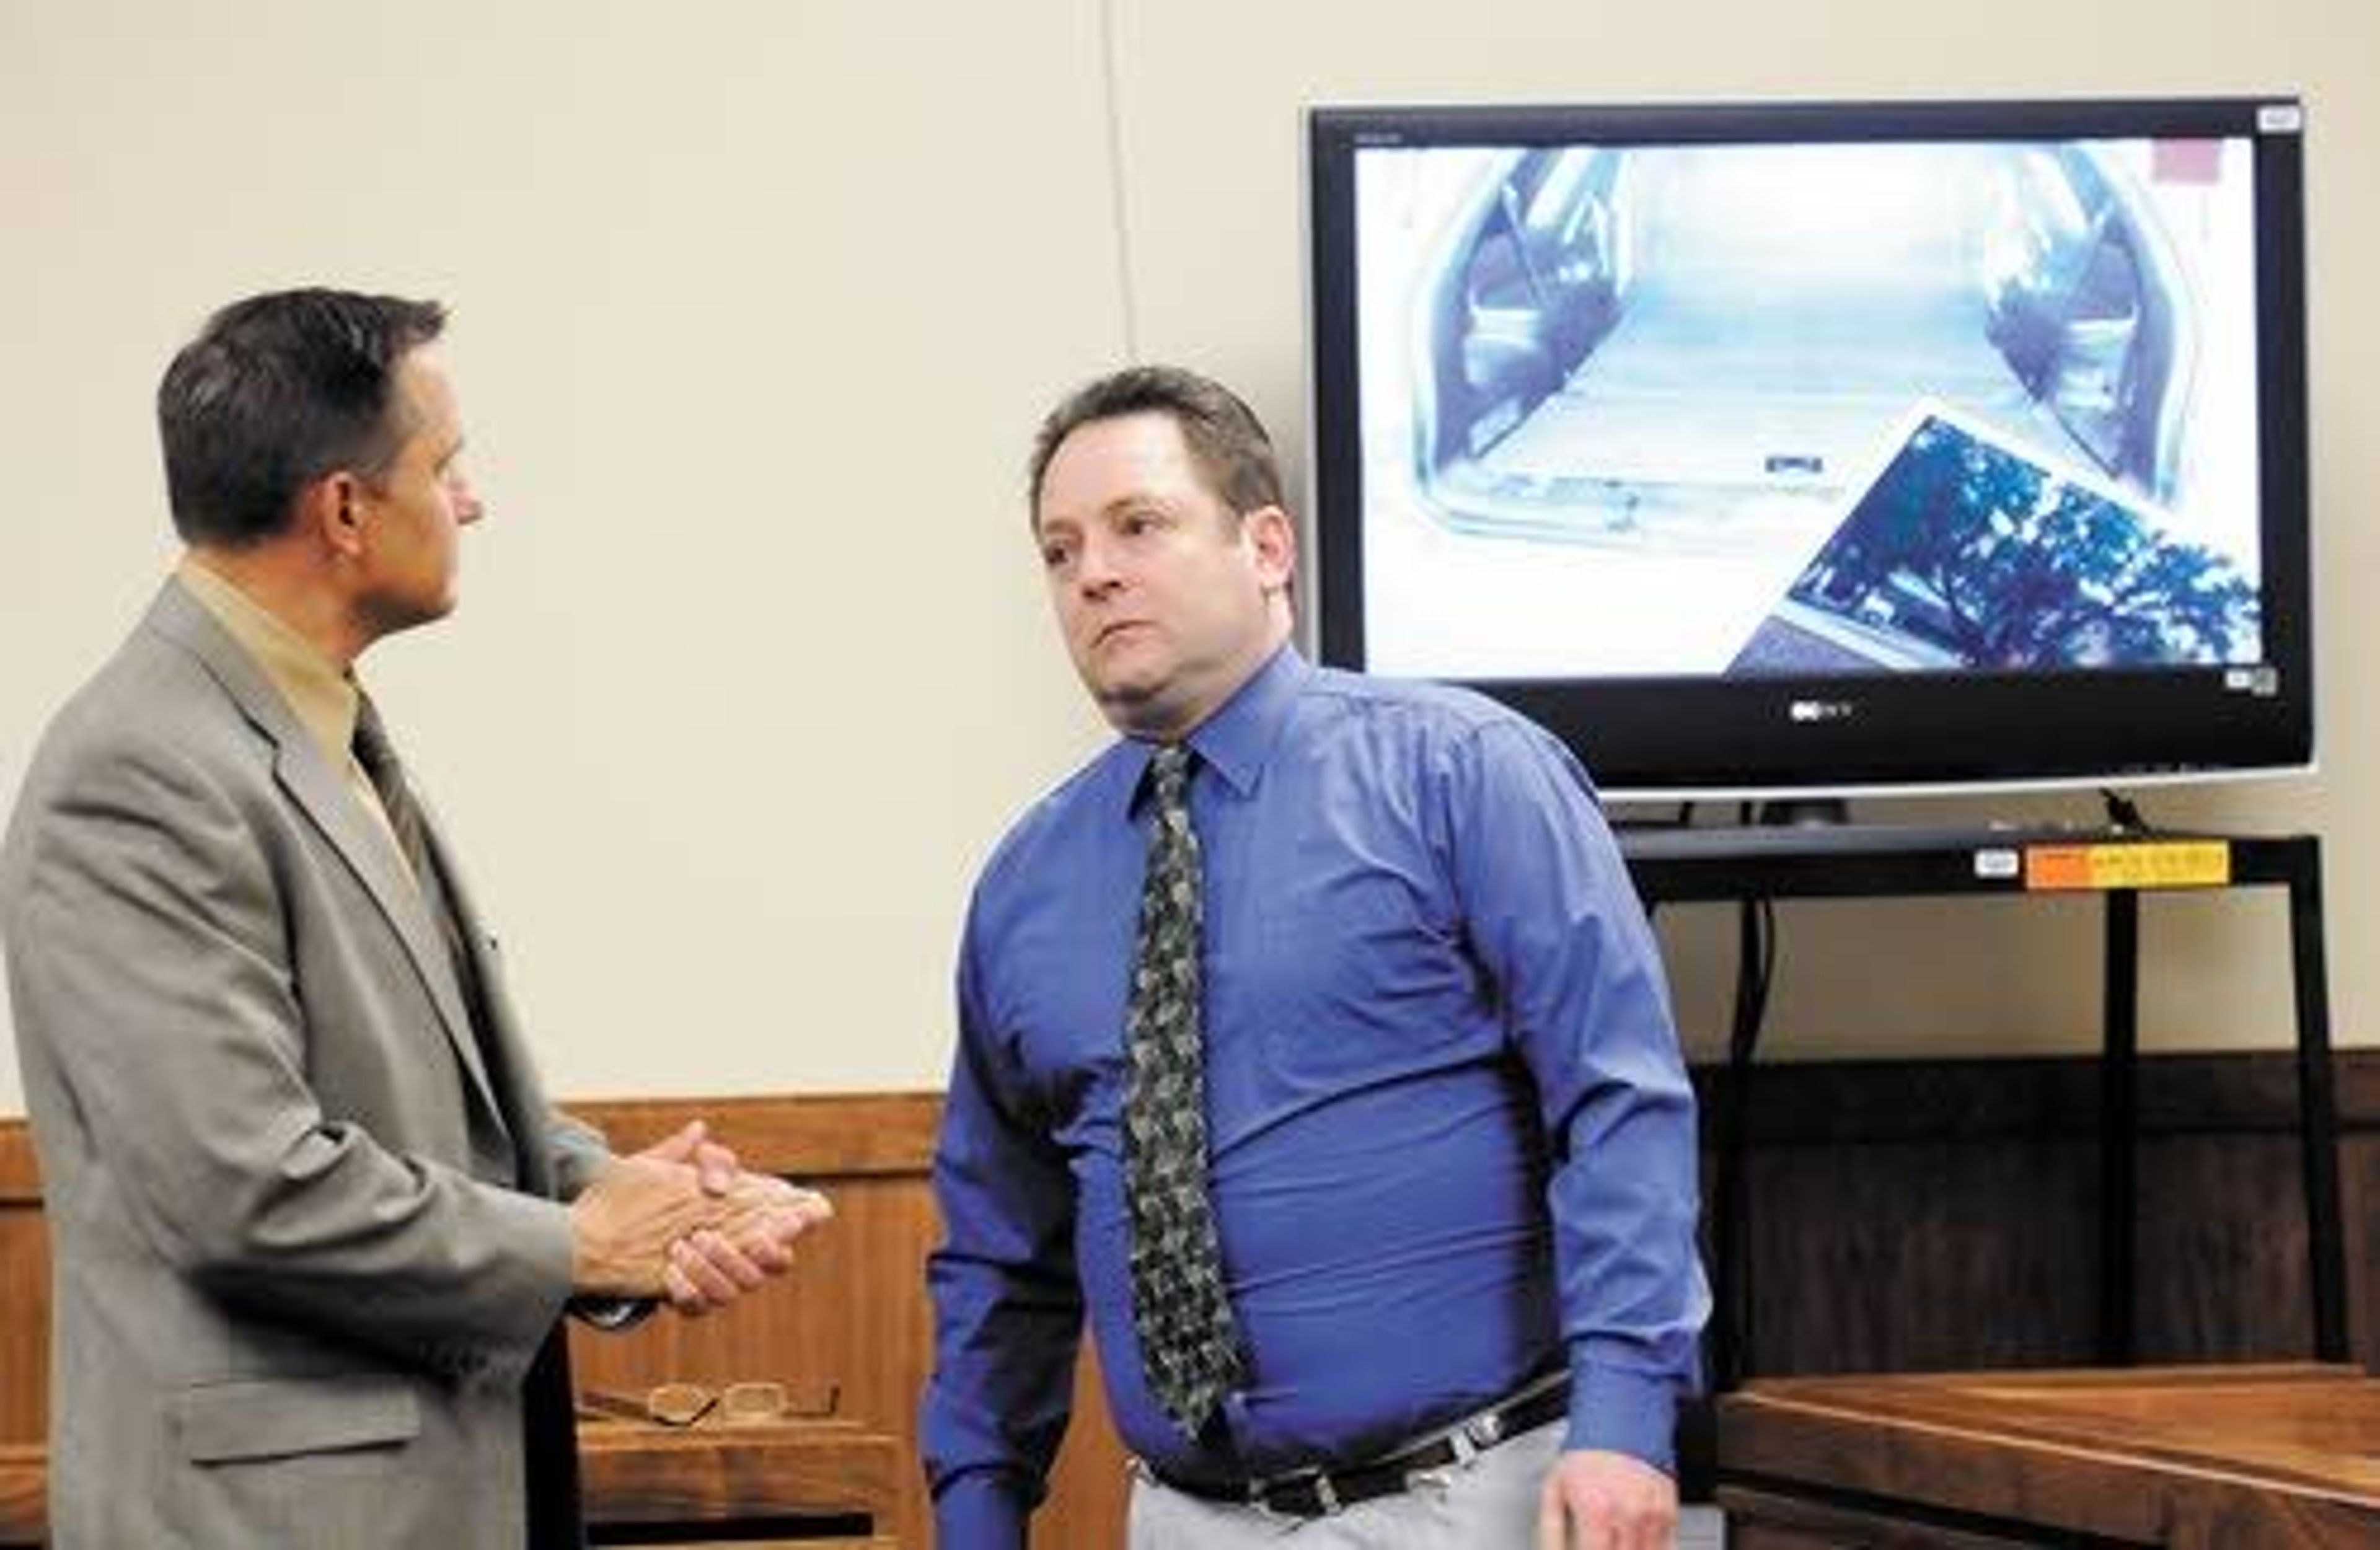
[1094,682,1202,742]
[1088,676,1150,712]
[362,592,459,646]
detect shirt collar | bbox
[1111,643,1310,820]
[175,556,363,772]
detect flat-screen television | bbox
[1307,97,2312,800]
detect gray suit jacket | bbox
[2,580,609,1548]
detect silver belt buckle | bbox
[1464,1407,1506,1449]
[1253,1466,1341,1520]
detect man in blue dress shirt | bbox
[922,365,1708,1547]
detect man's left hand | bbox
[635,1118,741,1194]
[1537,1448,1677,1549]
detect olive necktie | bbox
[350,692,431,883]
[1124,744,1245,1437]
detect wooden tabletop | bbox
[577,1412,900,1528]
[1719,1363,2380,1547]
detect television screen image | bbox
[1743,403,2260,676]
[1309,99,2311,796]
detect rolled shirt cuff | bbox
[932,1469,1030,1550]
[1562,1362,1683,1474]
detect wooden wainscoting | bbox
[0,1126,44,1453]
[4,1055,2377,1546]
[0,1124,44,1541]
[1700,1051,2380,1378]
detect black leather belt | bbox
[1154,1374,1569,1520]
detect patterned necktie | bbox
[1124,743,1245,1437]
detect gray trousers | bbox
[1127,1420,1562,1547]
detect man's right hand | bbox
[663,1174,834,1315]
[568,1156,829,1298]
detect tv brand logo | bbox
[1788,699,1858,724]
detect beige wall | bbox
[2,0,2374,1116]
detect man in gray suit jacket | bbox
[1,289,831,1548]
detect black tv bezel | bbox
[1306,96,2313,799]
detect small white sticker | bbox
[1974,847,2021,880]
[2259,103,2304,134]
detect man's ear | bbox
[1245,503,1298,592]
[299,472,366,561]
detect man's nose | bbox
[1074,535,1122,592]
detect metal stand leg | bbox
[2286,840,2349,1361]
[2100,891,2139,1365]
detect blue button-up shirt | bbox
[923,648,1707,1543]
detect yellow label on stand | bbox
[2024,840,2232,891]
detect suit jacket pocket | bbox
[171,1373,422,1463]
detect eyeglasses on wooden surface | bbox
[577,1379,841,1428]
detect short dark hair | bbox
[157,288,448,546]
[1026,364,1285,524]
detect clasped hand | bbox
[570,1121,834,1316]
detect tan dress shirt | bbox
[174,556,414,873]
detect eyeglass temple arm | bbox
[574,1387,652,1424]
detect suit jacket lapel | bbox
[140,583,511,1132]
